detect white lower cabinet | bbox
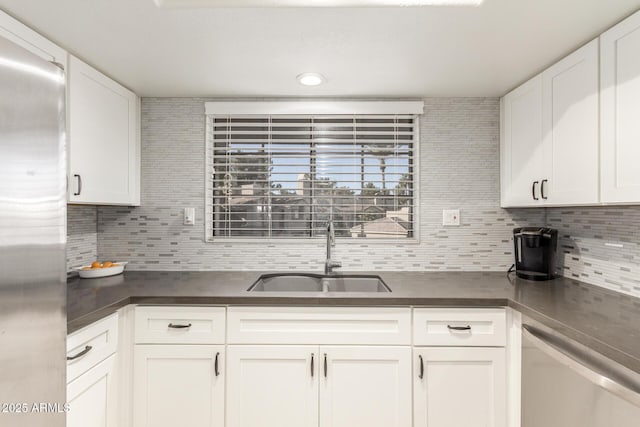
[320,346,411,427]
[133,345,225,427]
[67,354,117,427]
[413,347,507,427]
[226,346,318,427]
[66,313,119,427]
[123,306,511,427]
[225,345,411,427]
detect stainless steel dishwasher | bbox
[522,321,640,427]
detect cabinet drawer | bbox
[67,313,118,383]
[413,308,506,347]
[227,307,411,345]
[134,306,226,344]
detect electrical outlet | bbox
[442,209,460,226]
[184,207,195,225]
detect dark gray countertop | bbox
[67,270,640,374]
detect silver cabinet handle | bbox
[523,325,640,406]
[418,354,424,379]
[67,345,92,361]
[214,352,220,376]
[73,174,82,196]
[168,323,192,329]
[532,181,539,200]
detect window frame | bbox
[204,102,422,244]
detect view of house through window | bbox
[208,114,416,239]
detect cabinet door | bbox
[133,345,224,427]
[414,347,506,427]
[0,10,66,64]
[542,39,600,206]
[68,55,140,205]
[226,345,319,427]
[501,75,545,207]
[67,354,117,427]
[601,10,640,203]
[319,346,411,427]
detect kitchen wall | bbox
[92,97,544,271]
[67,205,97,271]
[549,206,640,298]
[63,97,640,299]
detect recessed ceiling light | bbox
[297,73,325,86]
[154,0,483,8]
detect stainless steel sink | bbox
[248,273,391,293]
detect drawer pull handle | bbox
[214,352,220,377]
[311,353,315,378]
[447,325,472,331]
[67,345,92,361]
[168,323,192,329]
[418,355,424,379]
[324,353,328,378]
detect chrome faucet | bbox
[324,221,342,275]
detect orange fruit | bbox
[103,261,113,268]
[91,261,102,269]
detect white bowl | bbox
[76,262,128,279]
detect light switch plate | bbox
[442,209,460,226]
[184,207,195,225]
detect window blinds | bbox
[207,114,417,239]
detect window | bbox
[205,103,420,241]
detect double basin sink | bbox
[248,273,391,293]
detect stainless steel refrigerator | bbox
[0,35,67,427]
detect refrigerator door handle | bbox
[523,325,640,406]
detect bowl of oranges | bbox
[76,261,128,279]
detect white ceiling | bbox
[1,0,639,97]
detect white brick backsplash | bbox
[67,205,98,271]
[93,97,543,271]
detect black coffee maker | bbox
[513,227,558,281]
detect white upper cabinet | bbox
[68,55,140,206]
[601,10,640,203]
[542,39,600,206]
[0,9,66,64]
[501,39,600,207]
[501,75,545,207]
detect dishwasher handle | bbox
[523,324,640,407]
